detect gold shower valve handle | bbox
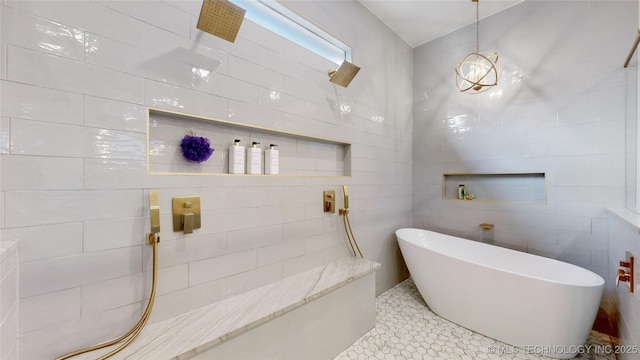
[183,213,194,234]
[616,254,635,292]
[183,202,194,234]
[323,190,336,213]
[172,196,201,234]
[616,269,628,287]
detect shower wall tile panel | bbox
[156,233,228,269]
[6,0,146,47]
[83,159,190,190]
[0,155,83,191]
[1,223,82,263]
[0,0,413,358]
[18,288,80,335]
[606,212,640,359]
[80,264,189,316]
[83,217,148,253]
[7,45,144,104]
[0,5,85,61]
[144,25,231,74]
[412,0,635,281]
[227,224,283,253]
[144,79,228,120]
[4,190,143,228]
[18,303,142,360]
[10,119,85,158]
[228,56,285,92]
[224,262,284,299]
[19,246,142,298]
[0,241,18,360]
[83,96,147,133]
[84,32,194,89]
[80,272,148,316]
[188,249,257,286]
[95,0,192,38]
[0,118,9,155]
[0,81,84,125]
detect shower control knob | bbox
[616,254,635,293]
[616,269,630,288]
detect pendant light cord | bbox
[475,0,480,53]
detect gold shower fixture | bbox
[197,0,246,43]
[616,253,634,293]
[455,0,500,93]
[56,191,162,360]
[624,29,640,68]
[339,186,363,258]
[479,223,494,230]
[328,60,361,88]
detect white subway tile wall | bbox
[0,241,18,360]
[412,0,635,281]
[606,212,640,360]
[0,0,413,358]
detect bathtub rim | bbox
[396,227,605,288]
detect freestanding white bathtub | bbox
[396,228,604,360]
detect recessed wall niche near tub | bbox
[147,108,351,177]
[442,173,546,204]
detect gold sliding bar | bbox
[624,29,640,68]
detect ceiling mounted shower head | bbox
[328,60,361,88]
[197,0,246,43]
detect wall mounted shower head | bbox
[328,60,361,88]
[197,0,246,43]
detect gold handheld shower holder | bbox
[339,186,363,258]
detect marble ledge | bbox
[73,256,381,360]
[607,207,640,232]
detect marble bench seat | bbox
[75,257,381,360]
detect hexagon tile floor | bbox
[334,278,616,360]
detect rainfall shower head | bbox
[328,60,361,88]
[197,0,246,43]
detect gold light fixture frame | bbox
[455,0,500,94]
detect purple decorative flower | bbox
[180,135,214,163]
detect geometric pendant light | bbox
[455,0,500,93]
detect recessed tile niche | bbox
[147,108,351,177]
[442,173,546,204]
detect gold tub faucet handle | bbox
[616,254,635,292]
